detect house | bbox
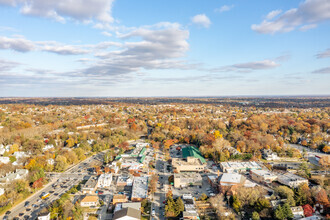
[291,206,305,219]
[250,169,277,184]
[114,202,141,213]
[81,195,99,207]
[113,194,128,205]
[98,173,112,188]
[174,172,202,188]
[0,169,29,183]
[0,157,10,164]
[262,149,280,160]
[42,144,54,152]
[81,176,98,194]
[113,207,141,220]
[38,212,50,220]
[13,151,27,158]
[0,188,4,196]
[131,177,148,202]
[277,172,308,188]
[220,161,261,173]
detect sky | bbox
[0,0,329,97]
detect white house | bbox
[0,188,5,196]
[97,173,112,188]
[42,144,54,152]
[38,212,50,220]
[0,169,29,183]
[0,157,10,164]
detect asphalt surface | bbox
[1,151,106,220]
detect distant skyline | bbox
[0,0,329,97]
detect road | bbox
[151,150,168,220]
[287,144,328,166]
[2,151,107,220]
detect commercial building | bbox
[98,173,112,188]
[114,202,141,213]
[172,148,206,173]
[250,169,277,184]
[277,172,308,188]
[174,172,202,188]
[220,161,261,173]
[113,207,141,220]
[117,176,133,187]
[81,195,99,207]
[81,176,98,194]
[131,177,148,202]
[218,173,256,193]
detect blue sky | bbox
[0,0,329,97]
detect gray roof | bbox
[113,207,141,220]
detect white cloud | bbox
[299,23,318,31]
[0,35,121,55]
[42,45,89,55]
[251,0,330,34]
[0,36,34,52]
[211,60,280,73]
[313,67,330,74]
[265,10,282,20]
[101,31,112,37]
[80,22,191,76]
[0,0,114,23]
[0,58,20,72]
[191,14,211,28]
[215,5,235,13]
[316,48,330,59]
[215,5,234,13]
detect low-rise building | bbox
[174,172,202,188]
[277,172,308,188]
[81,195,99,207]
[81,176,98,194]
[131,176,148,202]
[117,176,133,187]
[113,194,128,205]
[218,173,256,193]
[0,157,10,164]
[113,207,141,220]
[291,206,305,219]
[114,202,141,213]
[262,149,280,160]
[220,161,261,173]
[0,188,4,196]
[172,157,206,173]
[42,144,54,152]
[0,169,29,183]
[38,212,50,220]
[98,173,112,188]
[250,169,277,184]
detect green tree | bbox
[165,195,176,217]
[252,211,260,220]
[232,195,241,213]
[175,197,185,216]
[282,202,294,219]
[275,205,285,220]
[199,193,208,201]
